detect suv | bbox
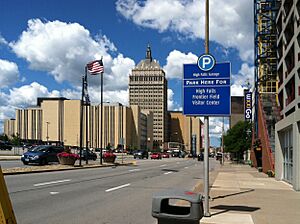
[133,150,149,159]
[78,149,97,161]
[21,145,64,165]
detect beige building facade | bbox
[129,45,168,146]
[4,98,153,150]
[169,112,202,154]
[4,119,15,137]
[15,107,43,141]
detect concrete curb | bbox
[0,157,21,161]
[2,162,136,176]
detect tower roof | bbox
[135,45,161,70]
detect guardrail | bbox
[0,147,27,156]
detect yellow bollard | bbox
[0,166,17,224]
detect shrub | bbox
[57,152,79,159]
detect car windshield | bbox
[29,146,49,152]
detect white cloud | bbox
[231,63,254,96]
[163,50,198,79]
[0,82,60,133]
[9,19,135,90]
[116,0,253,62]
[0,35,8,45]
[168,88,181,111]
[62,87,129,106]
[8,82,60,107]
[0,59,20,88]
[234,63,254,87]
[168,88,175,110]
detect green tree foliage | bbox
[11,133,21,146]
[223,121,252,155]
[0,134,9,141]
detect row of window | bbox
[129,76,164,82]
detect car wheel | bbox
[39,159,47,166]
[23,161,29,165]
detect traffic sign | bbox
[244,91,252,121]
[183,62,231,116]
[197,54,215,71]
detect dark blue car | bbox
[21,145,64,165]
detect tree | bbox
[11,133,21,146]
[223,121,252,159]
[0,134,9,142]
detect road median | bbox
[2,161,136,176]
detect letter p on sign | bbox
[197,54,215,71]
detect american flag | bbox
[87,60,104,75]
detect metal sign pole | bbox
[204,0,211,217]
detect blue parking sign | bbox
[183,61,231,116]
[197,54,215,71]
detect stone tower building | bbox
[129,45,168,147]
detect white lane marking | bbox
[34,179,71,187]
[50,192,59,195]
[105,183,131,192]
[159,164,167,167]
[129,168,141,172]
[164,171,173,175]
[184,167,189,169]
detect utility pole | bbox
[204,0,211,217]
[221,116,225,165]
[46,122,50,145]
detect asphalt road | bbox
[4,158,218,224]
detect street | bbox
[5,158,218,224]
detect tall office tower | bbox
[129,45,168,147]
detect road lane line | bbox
[159,164,167,167]
[128,168,141,172]
[34,179,71,187]
[105,183,131,192]
[184,167,189,169]
[49,192,59,195]
[164,171,173,175]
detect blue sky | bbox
[0,0,254,146]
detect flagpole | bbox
[85,66,89,165]
[79,75,84,166]
[100,65,103,165]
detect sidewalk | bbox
[0,155,21,160]
[200,162,300,224]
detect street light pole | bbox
[222,116,225,165]
[204,0,211,217]
[46,122,50,145]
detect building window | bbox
[282,128,293,183]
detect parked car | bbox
[216,152,223,161]
[133,150,149,159]
[172,150,186,158]
[151,152,162,160]
[0,141,12,150]
[78,149,97,161]
[162,152,170,158]
[21,145,64,165]
[197,153,204,161]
